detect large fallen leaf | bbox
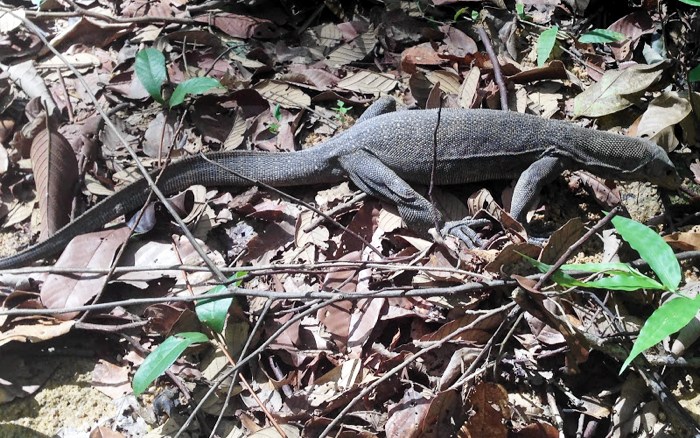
[6,61,56,115]
[30,115,79,240]
[40,226,132,320]
[254,80,311,109]
[324,32,377,67]
[0,320,74,347]
[194,13,279,39]
[636,91,692,151]
[573,62,667,117]
[337,70,399,94]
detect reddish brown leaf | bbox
[465,382,510,438]
[194,13,279,39]
[40,226,132,320]
[30,115,79,240]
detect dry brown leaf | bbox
[194,13,279,39]
[573,62,667,117]
[30,115,79,240]
[386,387,430,437]
[325,32,377,68]
[92,359,131,400]
[40,226,132,320]
[0,319,74,347]
[337,70,399,94]
[665,231,700,251]
[636,91,692,151]
[465,382,510,438]
[254,80,311,109]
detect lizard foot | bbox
[441,218,492,248]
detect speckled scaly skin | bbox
[0,97,680,269]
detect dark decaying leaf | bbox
[40,226,132,320]
[30,114,79,241]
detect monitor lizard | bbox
[0,97,681,269]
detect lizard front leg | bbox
[510,156,566,222]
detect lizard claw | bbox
[441,218,492,248]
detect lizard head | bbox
[637,145,682,190]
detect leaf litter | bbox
[0,1,698,437]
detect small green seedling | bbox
[522,215,687,373]
[135,48,222,109]
[515,3,530,21]
[537,26,558,67]
[690,65,700,83]
[454,7,478,21]
[332,100,353,123]
[268,104,282,134]
[131,272,246,395]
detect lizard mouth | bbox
[653,172,682,190]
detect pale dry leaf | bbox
[573,62,666,117]
[377,208,402,233]
[0,320,74,347]
[386,387,430,437]
[38,53,101,71]
[315,181,354,207]
[337,70,399,94]
[92,360,131,400]
[636,91,692,151]
[0,9,24,32]
[664,230,700,251]
[6,61,57,115]
[325,32,377,67]
[143,111,176,158]
[426,70,461,95]
[222,107,247,151]
[47,17,130,51]
[295,210,329,251]
[254,80,311,109]
[83,173,115,197]
[2,200,35,228]
[458,67,480,108]
[348,297,384,350]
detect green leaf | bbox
[521,254,664,291]
[273,103,282,121]
[578,29,626,44]
[453,7,469,21]
[169,77,222,108]
[559,261,643,274]
[611,216,681,292]
[515,2,525,17]
[678,0,700,6]
[195,272,245,333]
[132,332,208,395]
[690,65,700,82]
[621,295,700,372]
[537,26,558,67]
[135,48,167,104]
[582,273,664,291]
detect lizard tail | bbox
[0,148,340,270]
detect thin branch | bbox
[477,26,509,111]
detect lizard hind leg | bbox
[337,150,439,235]
[441,219,491,248]
[355,96,397,124]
